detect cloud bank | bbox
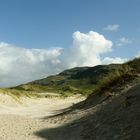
[0,42,62,87]
[0,31,127,87]
[102,57,127,64]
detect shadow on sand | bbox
[34,84,140,140]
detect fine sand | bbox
[0,93,85,140]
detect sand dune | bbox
[0,93,85,140]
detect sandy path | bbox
[0,94,85,140]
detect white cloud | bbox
[69,31,112,67]
[0,31,127,87]
[0,43,62,87]
[102,57,127,64]
[116,37,132,46]
[136,51,140,58]
[103,24,120,32]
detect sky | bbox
[0,0,140,87]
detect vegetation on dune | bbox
[89,58,140,95]
[93,64,134,95]
[12,84,52,93]
[126,57,140,73]
[0,88,41,101]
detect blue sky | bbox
[0,0,139,57]
[0,0,140,86]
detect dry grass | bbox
[93,63,137,95]
[0,88,41,102]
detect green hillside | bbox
[13,64,119,96]
[8,57,140,97]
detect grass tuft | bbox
[93,64,136,95]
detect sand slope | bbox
[1,81,140,140]
[0,94,85,140]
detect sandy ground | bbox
[0,93,85,140]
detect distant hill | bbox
[10,57,140,97]
[13,64,119,96]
